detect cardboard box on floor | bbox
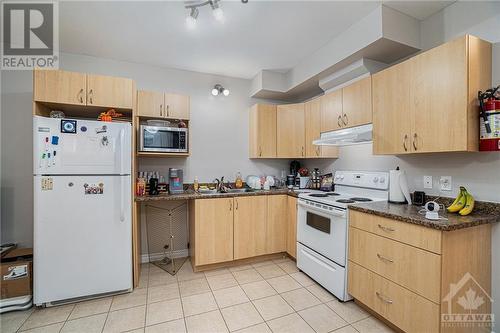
[1,248,33,299]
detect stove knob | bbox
[379,177,386,184]
[340,175,344,180]
[373,176,379,183]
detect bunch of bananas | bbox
[447,186,475,216]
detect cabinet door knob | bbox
[259,147,262,157]
[342,113,348,126]
[403,134,408,152]
[166,105,170,117]
[160,104,163,117]
[229,201,232,211]
[301,146,304,156]
[235,200,239,210]
[337,115,342,128]
[413,133,418,151]
[88,89,93,104]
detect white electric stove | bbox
[296,170,389,301]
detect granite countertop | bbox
[135,188,298,202]
[348,200,500,231]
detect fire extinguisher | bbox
[478,86,500,151]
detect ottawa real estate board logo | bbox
[442,272,494,330]
[1,1,59,70]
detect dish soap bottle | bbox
[235,172,243,189]
[193,176,199,193]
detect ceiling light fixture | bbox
[184,0,226,27]
[212,84,229,96]
[186,7,199,29]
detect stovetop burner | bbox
[350,197,373,202]
[309,193,328,198]
[336,199,355,204]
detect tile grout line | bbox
[204,268,231,333]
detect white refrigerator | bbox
[33,116,132,306]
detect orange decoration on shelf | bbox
[98,109,123,122]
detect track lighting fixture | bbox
[184,0,225,28]
[211,84,229,96]
[186,7,199,29]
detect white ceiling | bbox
[59,1,453,79]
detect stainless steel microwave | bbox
[139,125,188,153]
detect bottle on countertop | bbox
[235,172,243,189]
[193,176,199,193]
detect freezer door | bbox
[34,175,132,305]
[33,116,131,175]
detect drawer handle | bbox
[377,253,394,263]
[376,292,393,304]
[378,224,395,232]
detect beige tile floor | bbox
[0,257,396,333]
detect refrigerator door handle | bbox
[119,129,125,175]
[120,176,126,222]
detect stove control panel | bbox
[334,171,389,190]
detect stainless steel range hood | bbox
[313,124,373,146]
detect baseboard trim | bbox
[141,249,189,263]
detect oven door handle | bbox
[298,200,346,218]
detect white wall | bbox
[0,53,289,247]
[306,1,500,319]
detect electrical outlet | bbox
[440,176,452,191]
[423,176,433,189]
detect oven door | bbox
[297,199,347,266]
[140,126,187,153]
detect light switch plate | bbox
[440,176,452,191]
[423,176,433,189]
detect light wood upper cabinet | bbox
[266,195,287,254]
[137,90,164,118]
[87,74,134,109]
[233,196,267,260]
[286,196,297,259]
[34,70,87,105]
[342,76,372,128]
[372,60,412,155]
[320,90,342,132]
[373,35,491,154]
[249,104,277,158]
[193,198,234,266]
[165,93,190,120]
[277,103,305,158]
[305,98,339,158]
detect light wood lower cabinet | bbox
[349,261,440,333]
[191,194,296,268]
[234,196,267,260]
[348,210,492,333]
[266,195,288,254]
[190,198,234,266]
[286,196,298,259]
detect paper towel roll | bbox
[389,168,411,204]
